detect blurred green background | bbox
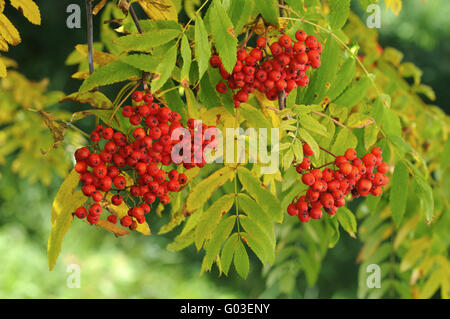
[0,0,448,298]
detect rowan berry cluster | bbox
[287,144,389,223]
[211,29,323,107]
[72,90,217,231]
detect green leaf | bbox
[194,15,211,80]
[300,113,329,137]
[347,113,374,128]
[237,167,283,223]
[209,0,238,73]
[239,103,272,129]
[328,0,350,29]
[228,0,254,34]
[254,0,279,25]
[194,194,235,250]
[389,161,409,228]
[298,248,320,286]
[325,217,340,248]
[119,54,160,72]
[47,169,87,270]
[370,94,390,126]
[441,138,450,170]
[331,128,357,156]
[233,239,250,279]
[114,28,180,52]
[413,175,434,223]
[303,35,340,104]
[79,60,141,92]
[336,207,357,238]
[239,215,275,264]
[151,44,178,91]
[383,108,402,137]
[198,71,222,108]
[334,75,372,108]
[221,233,239,275]
[237,194,274,243]
[283,149,294,170]
[202,215,236,271]
[167,227,196,251]
[327,57,356,101]
[186,166,235,213]
[180,34,191,85]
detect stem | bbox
[279,0,285,17]
[129,4,142,34]
[311,110,349,129]
[319,145,337,158]
[108,82,140,123]
[85,0,94,75]
[314,161,335,169]
[65,121,90,138]
[234,107,241,237]
[278,90,286,110]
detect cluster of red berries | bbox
[72,90,217,231]
[287,144,389,223]
[210,29,323,107]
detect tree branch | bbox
[85,0,94,75]
[129,4,142,34]
[278,90,286,110]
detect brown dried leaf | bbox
[95,219,130,237]
[38,110,67,154]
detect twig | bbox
[279,0,285,17]
[129,4,143,34]
[85,0,94,74]
[278,90,286,110]
[311,110,349,129]
[318,145,337,158]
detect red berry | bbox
[345,148,357,161]
[295,30,307,42]
[302,173,315,186]
[287,203,299,216]
[120,216,132,227]
[75,207,87,219]
[301,144,313,157]
[132,91,143,102]
[107,215,117,224]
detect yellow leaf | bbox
[0,35,7,51]
[92,0,107,15]
[0,13,21,45]
[186,166,236,213]
[0,57,6,77]
[0,0,4,12]
[10,0,41,25]
[385,0,402,16]
[0,55,17,67]
[47,169,88,270]
[137,0,178,21]
[60,91,113,108]
[71,71,90,79]
[75,44,118,66]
